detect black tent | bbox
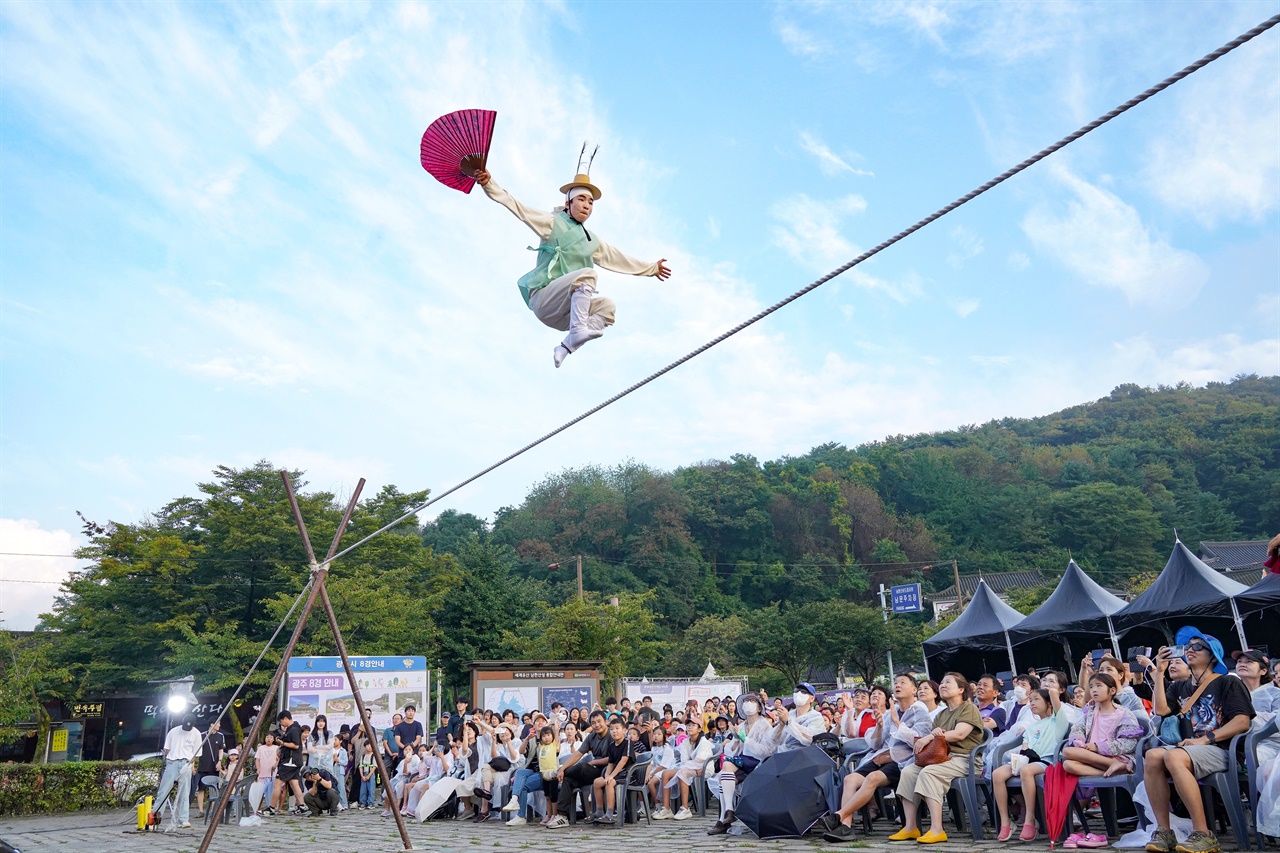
[1113,541,1249,651]
[923,579,1025,677]
[1008,560,1128,674]
[1236,570,1280,616]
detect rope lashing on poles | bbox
[319,13,1280,572]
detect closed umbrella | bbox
[1043,761,1080,848]
[735,745,839,839]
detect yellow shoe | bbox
[888,828,922,841]
[917,830,949,844]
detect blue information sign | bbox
[891,583,923,614]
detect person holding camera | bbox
[301,765,340,816]
[1143,629,1254,853]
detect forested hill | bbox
[37,376,1278,699]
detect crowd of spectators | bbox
[180,619,1278,851]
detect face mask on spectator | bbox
[792,692,809,707]
[742,701,759,716]
[1013,686,1027,701]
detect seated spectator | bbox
[467,719,518,821]
[568,706,583,728]
[301,765,340,816]
[1002,673,1040,731]
[823,674,933,843]
[725,698,738,722]
[844,688,874,737]
[645,726,678,810]
[708,691,776,835]
[890,672,984,844]
[504,723,559,826]
[654,719,712,820]
[1080,654,1150,728]
[1144,631,1254,853]
[1039,671,1079,725]
[775,682,827,753]
[991,680,1069,841]
[976,674,1008,733]
[546,710,610,829]
[588,718,634,824]
[1234,649,1280,715]
[917,679,942,720]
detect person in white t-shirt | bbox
[153,715,203,828]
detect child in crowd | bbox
[358,741,377,809]
[655,720,712,821]
[992,682,1069,841]
[255,733,278,817]
[333,734,349,810]
[645,726,677,809]
[589,718,634,824]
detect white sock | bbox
[562,286,605,351]
[553,345,571,368]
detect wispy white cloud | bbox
[1007,251,1030,271]
[946,225,984,268]
[0,519,83,631]
[1143,38,1279,227]
[771,194,868,270]
[1110,334,1280,386]
[798,131,873,177]
[971,354,1013,367]
[953,298,980,317]
[1021,164,1209,308]
[775,20,826,56]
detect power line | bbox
[311,13,1280,574]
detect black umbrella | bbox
[735,745,839,839]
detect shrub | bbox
[0,760,161,816]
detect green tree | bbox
[0,630,74,758]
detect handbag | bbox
[916,734,951,767]
[488,755,512,772]
[1157,673,1217,746]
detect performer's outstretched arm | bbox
[475,170,554,240]
[593,241,670,279]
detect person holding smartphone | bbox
[1143,629,1254,853]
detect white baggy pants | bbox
[528,269,616,352]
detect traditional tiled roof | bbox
[930,570,1046,601]
[1199,540,1271,573]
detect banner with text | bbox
[286,656,428,733]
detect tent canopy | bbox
[1009,560,1126,645]
[1236,570,1280,617]
[1113,541,1249,632]
[923,579,1025,654]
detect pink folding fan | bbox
[419,108,496,194]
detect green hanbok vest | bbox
[517,212,599,306]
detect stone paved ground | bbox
[0,807,1009,853]
[0,808,1250,853]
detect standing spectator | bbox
[890,672,984,844]
[589,717,634,824]
[1144,632,1254,853]
[356,740,377,809]
[153,714,202,828]
[274,710,308,816]
[309,714,334,773]
[435,712,452,745]
[395,706,424,762]
[332,733,350,810]
[447,698,469,742]
[194,719,226,817]
[254,733,279,816]
[382,713,403,775]
[975,674,1008,733]
[546,710,610,829]
[301,766,340,816]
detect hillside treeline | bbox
[22,375,1277,709]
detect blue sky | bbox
[2,1,1278,629]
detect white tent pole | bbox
[1005,631,1018,675]
[1229,596,1249,650]
[1105,615,1122,659]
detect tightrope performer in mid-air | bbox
[474,150,672,368]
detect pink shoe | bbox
[1019,823,1039,842]
[1063,833,1085,848]
[997,826,1014,842]
[1075,833,1108,848]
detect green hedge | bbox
[0,760,161,816]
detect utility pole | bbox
[576,554,584,601]
[952,560,964,612]
[878,584,895,684]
